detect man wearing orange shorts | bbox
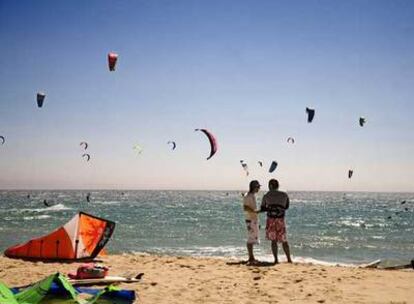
[260,179,292,264]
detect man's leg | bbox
[247,243,254,261]
[271,241,279,264]
[282,241,292,263]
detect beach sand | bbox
[0,254,413,304]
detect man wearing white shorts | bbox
[243,180,261,264]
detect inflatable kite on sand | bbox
[1,273,136,304]
[4,212,115,261]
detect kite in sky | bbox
[167,141,176,150]
[306,107,315,123]
[269,161,278,173]
[195,128,217,160]
[108,52,118,71]
[37,92,46,108]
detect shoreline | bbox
[1,253,413,303]
[122,251,363,267]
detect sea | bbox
[0,190,413,266]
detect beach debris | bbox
[359,259,382,268]
[287,137,295,144]
[68,263,109,279]
[269,161,278,173]
[133,144,143,155]
[368,259,414,270]
[348,170,353,179]
[258,161,263,167]
[80,141,88,150]
[36,92,46,108]
[359,117,366,127]
[0,135,4,145]
[240,160,249,176]
[108,52,118,71]
[167,140,176,150]
[195,128,217,160]
[381,260,414,270]
[4,212,115,261]
[82,153,91,161]
[306,107,315,123]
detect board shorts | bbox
[245,219,259,245]
[265,218,287,242]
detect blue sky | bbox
[1,0,413,191]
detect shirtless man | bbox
[260,179,292,264]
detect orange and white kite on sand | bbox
[4,212,115,261]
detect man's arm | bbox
[285,195,290,210]
[243,205,256,213]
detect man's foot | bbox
[273,260,279,265]
[247,259,260,266]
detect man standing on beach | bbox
[243,180,261,265]
[260,179,292,264]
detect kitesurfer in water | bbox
[43,199,50,207]
[259,179,292,264]
[242,180,261,265]
[86,193,91,203]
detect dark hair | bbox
[269,179,279,190]
[249,180,261,193]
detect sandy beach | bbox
[0,254,413,304]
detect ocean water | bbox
[0,190,413,265]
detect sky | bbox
[0,0,413,191]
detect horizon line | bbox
[0,188,413,194]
